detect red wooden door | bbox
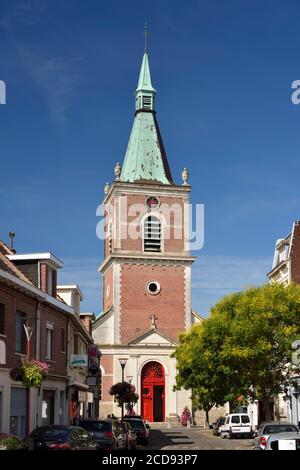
[141,362,165,422]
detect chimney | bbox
[80,313,95,336]
[8,231,16,253]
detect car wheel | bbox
[221,432,226,439]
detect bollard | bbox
[187,420,191,429]
[167,420,171,428]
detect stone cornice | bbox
[103,181,191,205]
[99,253,196,273]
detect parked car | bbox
[220,413,253,439]
[264,432,300,450]
[124,415,144,420]
[26,425,98,450]
[254,422,299,450]
[120,421,137,450]
[79,419,127,450]
[212,417,225,436]
[123,417,150,445]
[0,433,29,450]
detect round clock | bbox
[146,196,160,209]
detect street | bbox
[141,428,255,450]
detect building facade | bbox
[93,50,202,422]
[267,220,300,426]
[0,241,98,437]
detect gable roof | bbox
[128,327,178,347]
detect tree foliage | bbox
[173,283,300,418]
[109,382,139,411]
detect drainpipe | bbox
[67,317,71,424]
[35,301,42,429]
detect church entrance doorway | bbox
[141,362,165,422]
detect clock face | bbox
[146,196,160,209]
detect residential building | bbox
[267,220,300,426]
[0,240,98,437]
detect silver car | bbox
[264,432,300,450]
[254,422,299,450]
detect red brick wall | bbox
[120,264,185,344]
[0,282,37,370]
[102,375,113,401]
[113,194,185,253]
[101,354,113,374]
[291,221,300,284]
[39,306,68,377]
[40,263,47,292]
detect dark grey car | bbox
[212,417,225,436]
[78,419,126,450]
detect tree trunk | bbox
[205,409,209,428]
[263,399,272,421]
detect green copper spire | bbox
[120,52,173,185]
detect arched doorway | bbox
[141,361,165,422]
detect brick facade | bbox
[290,221,300,284]
[120,264,185,344]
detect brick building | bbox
[92,50,202,422]
[0,240,98,437]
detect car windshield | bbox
[264,425,298,434]
[31,427,69,438]
[125,420,145,430]
[241,416,250,424]
[79,421,110,432]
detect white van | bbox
[220,413,253,439]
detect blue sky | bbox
[1,0,300,316]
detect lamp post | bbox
[23,321,34,437]
[292,378,300,426]
[118,358,128,420]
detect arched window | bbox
[143,216,161,252]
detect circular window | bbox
[147,281,161,295]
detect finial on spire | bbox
[144,23,149,52]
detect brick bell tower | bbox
[94,48,197,422]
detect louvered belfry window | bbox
[144,216,161,252]
[142,95,152,109]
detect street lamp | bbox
[23,320,34,437]
[292,378,300,426]
[118,358,128,420]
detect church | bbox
[92,48,202,423]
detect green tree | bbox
[174,283,300,422]
[109,382,139,414]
